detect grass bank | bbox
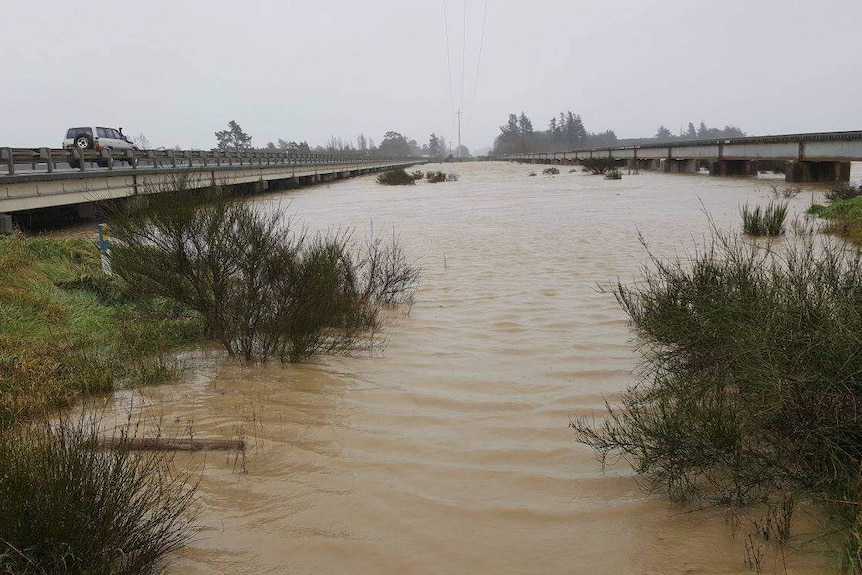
[0,232,203,428]
[808,195,862,245]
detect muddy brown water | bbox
[91,162,862,574]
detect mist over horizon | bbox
[1,0,859,152]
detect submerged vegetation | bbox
[542,167,560,175]
[604,168,622,180]
[425,170,459,183]
[107,176,419,363]
[580,158,619,175]
[572,226,862,570]
[0,413,198,574]
[377,169,415,185]
[740,201,788,236]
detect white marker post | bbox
[97,223,112,276]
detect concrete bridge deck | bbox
[498,130,862,182]
[0,148,421,215]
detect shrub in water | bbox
[542,167,560,175]
[107,176,419,363]
[410,170,424,181]
[528,172,537,177]
[425,171,446,183]
[0,412,197,574]
[446,173,459,182]
[604,168,622,180]
[580,158,618,175]
[741,201,788,236]
[572,227,862,569]
[377,169,415,186]
[826,182,862,204]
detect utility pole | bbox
[456,109,462,158]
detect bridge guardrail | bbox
[0,147,417,176]
[496,130,862,162]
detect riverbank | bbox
[808,193,862,245]
[0,232,203,428]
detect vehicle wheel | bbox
[69,158,80,169]
[74,134,92,149]
[127,159,137,167]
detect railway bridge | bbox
[499,130,862,182]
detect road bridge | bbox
[498,130,862,183]
[0,147,421,230]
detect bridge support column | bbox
[709,160,757,177]
[0,214,12,235]
[663,159,699,174]
[77,202,97,221]
[628,159,659,172]
[785,161,850,183]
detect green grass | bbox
[0,233,204,428]
[807,196,862,245]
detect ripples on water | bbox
[96,162,857,574]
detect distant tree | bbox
[697,121,709,139]
[686,122,697,139]
[428,133,441,158]
[265,141,277,151]
[357,133,368,151]
[548,117,559,138]
[215,120,252,151]
[655,125,673,140]
[455,145,471,158]
[518,112,533,135]
[379,131,411,156]
[564,111,587,148]
[721,125,745,138]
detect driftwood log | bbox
[97,437,245,452]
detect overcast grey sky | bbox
[2,0,860,151]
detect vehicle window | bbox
[67,127,92,138]
[97,128,109,138]
[111,129,122,139]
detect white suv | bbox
[63,126,140,167]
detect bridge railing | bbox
[495,130,862,162]
[0,147,417,176]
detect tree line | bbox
[491,111,747,154]
[492,111,618,155]
[653,121,745,142]
[214,120,467,158]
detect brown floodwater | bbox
[94,162,862,574]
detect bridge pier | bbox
[709,160,757,177]
[662,159,699,174]
[0,213,12,234]
[628,159,661,172]
[785,160,850,183]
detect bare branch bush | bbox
[106,175,419,363]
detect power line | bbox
[468,0,489,124]
[460,0,468,113]
[442,0,456,132]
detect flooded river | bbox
[99,161,859,574]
